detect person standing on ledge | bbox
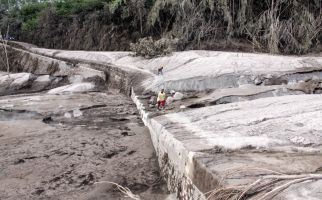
[158,66,163,75]
[157,89,166,110]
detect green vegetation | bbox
[1,0,107,32]
[1,0,322,54]
[54,0,105,16]
[20,2,48,31]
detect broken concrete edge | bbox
[0,45,143,94]
[143,68,322,92]
[11,42,322,93]
[85,62,151,95]
[8,41,37,50]
[11,41,154,76]
[6,43,153,95]
[0,45,68,76]
[131,87,209,200]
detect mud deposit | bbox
[0,90,168,200]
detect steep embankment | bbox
[2,0,322,54]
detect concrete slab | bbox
[14,42,322,92]
[160,94,322,151]
[190,85,304,106]
[134,93,322,199]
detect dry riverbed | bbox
[0,89,169,200]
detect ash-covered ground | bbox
[0,85,169,200]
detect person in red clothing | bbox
[157,89,166,110]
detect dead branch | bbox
[206,169,322,200]
[94,181,141,200]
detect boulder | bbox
[73,109,83,118]
[10,73,34,89]
[180,105,186,109]
[173,92,184,100]
[34,75,51,83]
[32,75,53,91]
[64,112,72,119]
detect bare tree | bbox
[0,0,10,75]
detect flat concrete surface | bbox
[153,94,322,199]
[14,41,322,91]
[191,84,304,106]
[159,94,322,151]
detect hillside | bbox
[1,0,322,54]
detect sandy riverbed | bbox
[0,89,169,200]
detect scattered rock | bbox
[290,136,311,146]
[73,109,83,118]
[173,92,184,100]
[34,75,51,83]
[42,116,53,124]
[64,112,72,118]
[253,76,262,85]
[121,132,129,136]
[32,75,55,91]
[180,105,186,109]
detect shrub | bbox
[130,37,174,58]
[20,2,49,32]
[21,17,38,31]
